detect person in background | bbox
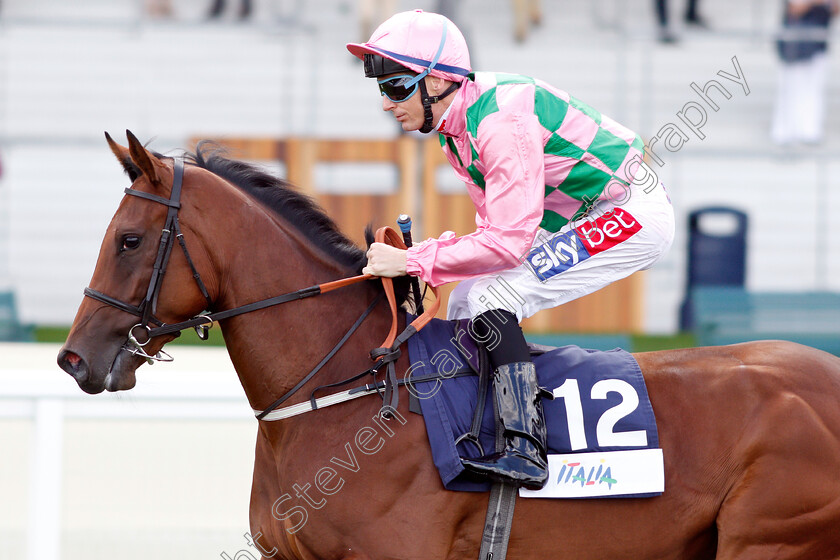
[207,0,252,20]
[511,0,542,43]
[348,10,675,490]
[772,0,838,145]
[145,0,173,19]
[654,0,708,43]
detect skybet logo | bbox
[574,208,642,255]
[525,208,642,282]
[525,228,590,282]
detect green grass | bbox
[36,325,694,352]
[630,332,696,352]
[35,325,227,346]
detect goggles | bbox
[377,74,420,103]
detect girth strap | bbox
[461,340,518,560]
[478,386,518,560]
[479,482,518,560]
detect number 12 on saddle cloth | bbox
[405,317,664,499]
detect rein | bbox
[254,227,440,420]
[83,156,440,420]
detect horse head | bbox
[57,131,217,394]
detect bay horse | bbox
[58,131,840,559]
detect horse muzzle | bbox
[58,342,143,394]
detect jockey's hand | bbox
[363,242,408,277]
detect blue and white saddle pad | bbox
[405,317,664,498]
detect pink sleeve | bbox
[406,110,545,287]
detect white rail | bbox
[0,343,252,560]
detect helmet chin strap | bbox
[418,79,461,134]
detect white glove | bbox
[363,242,408,277]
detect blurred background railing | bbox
[1,0,838,337]
[0,344,253,560]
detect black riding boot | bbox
[461,361,549,489]
[461,310,549,490]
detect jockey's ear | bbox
[125,129,169,187]
[428,75,450,96]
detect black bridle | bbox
[82,156,385,419]
[84,157,214,362]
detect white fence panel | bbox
[0,343,259,560]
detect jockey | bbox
[348,10,675,490]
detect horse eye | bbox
[121,235,142,251]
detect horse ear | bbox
[105,131,135,177]
[126,129,167,186]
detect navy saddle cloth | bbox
[405,317,659,492]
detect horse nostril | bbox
[58,349,87,380]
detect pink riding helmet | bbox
[346,10,472,84]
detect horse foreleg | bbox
[249,427,309,560]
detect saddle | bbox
[404,316,662,495]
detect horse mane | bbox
[184,141,412,307]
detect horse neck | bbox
[198,184,396,413]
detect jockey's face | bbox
[378,73,452,133]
